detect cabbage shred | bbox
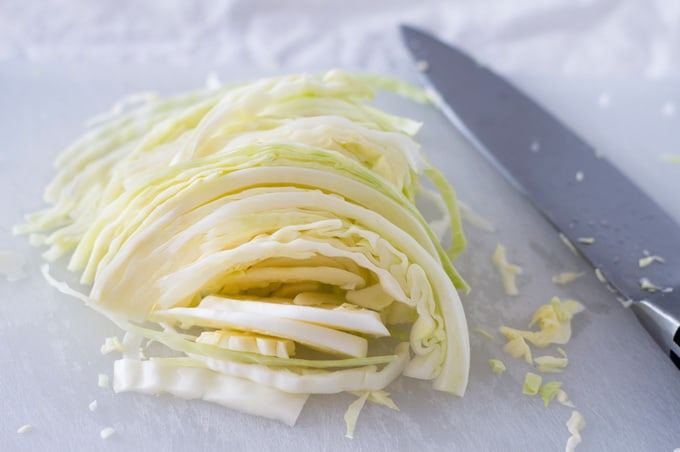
[17,70,470,427]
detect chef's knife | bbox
[400,25,680,369]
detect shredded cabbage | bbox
[638,255,665,268]
[500,297,584,348]
[551,272,584,285]
[565,411,586,452]
[344,392,370,439]
[488,359,506,374]
[18,70,470,429]
[538,381,563,407]
[534,355,568,373]
[472,327,494,340]
[491,244,522,296]
[503,336,533,364]
[17,424,33,434]
[522,372,542,395]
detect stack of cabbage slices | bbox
[17,70,470,426]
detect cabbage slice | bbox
[199,296,389,336]
[113,359,309,426]
[151,307,369,358]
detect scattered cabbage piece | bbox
[472,327,494,340]
[558,233,578,256]
[594,268,606,283]
[661,153,680,163]
[500,297,584,348]
[344,392,370,439]
[98,374,110,388]
[556,389,575,408]
[538,381,562,407]
[534,355,568,373]
[17,424,32,434]
[89,400,98,412]
[488,359,506,374]
[100,427,116,440]
[639,277,662,292]
[552,272,584,285]
[522,372,542,395]
[503,336,533,364]
[100,336,125,355]
[17,70,471,428]
[575,171,584,182]
[638,255,665,268]
[191,342,411,394]
[0,250,26,282]
[198,296,389,336]
[565,410,586,452]
[360,390,399,411]
[577,237,594,245]
[491,244,522,296]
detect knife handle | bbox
[630,296,680,370]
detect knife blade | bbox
[400,25,680,369]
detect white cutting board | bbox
[1,63,679,452]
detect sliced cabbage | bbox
[538,381,563,407]
[522,372,542,395]
[551,272,584,285]
[472,328,494,340]
[503,336,533,364]
[150,307,369,357]
[198,296,389,336]
[556,389,576,408]
[500,297,584,348]
[100,427,116,440]
[534,355,568,373]
[17,425,32,434]
[113,359,309,426]
[344,392,370,439]
[565,411,586,452]
[638,255,665,268]
[488,359,506,374]
[491,244,522,296]
[17,70,470,428]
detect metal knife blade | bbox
[400,25,680,368]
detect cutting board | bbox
[1,63,679,452]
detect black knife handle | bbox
[630,295,680,371]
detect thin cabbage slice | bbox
[199,296,389,336]
[113,359,309,426]
[191,342,411,394]
[150,307,369,358]
[345,392,370,439]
